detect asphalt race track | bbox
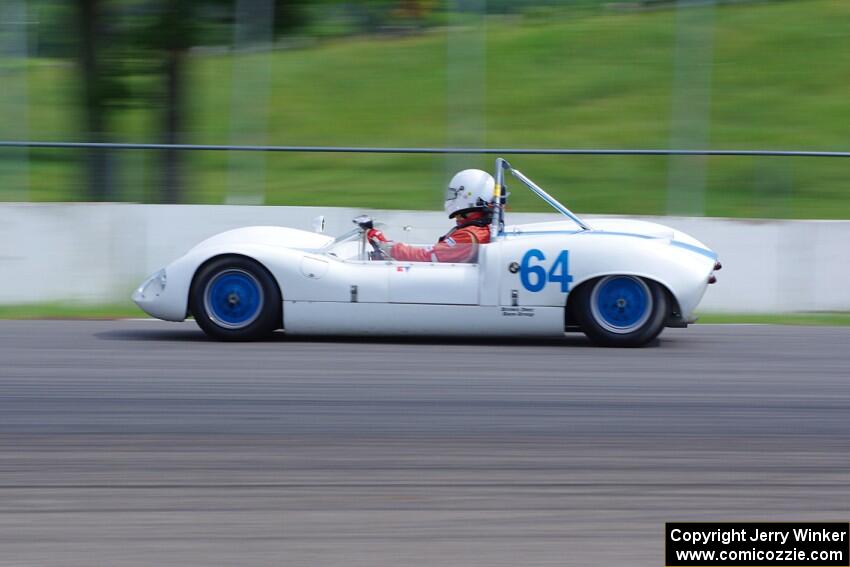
[1,320,849,566]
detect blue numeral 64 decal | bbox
[519,249,573,293]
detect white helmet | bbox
[444,169,495,218]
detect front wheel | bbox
[572,275,668,347]
[189,256,281,340]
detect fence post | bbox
[226,0,274,205]
[446,0,487,185]
[666,0,716,217]
[0,0,30,202]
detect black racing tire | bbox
[189,256,281,341]
[572,275,668,347]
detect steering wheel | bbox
[353,215,391,260]
[369,240,391,260]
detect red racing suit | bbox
[376,213,492,263]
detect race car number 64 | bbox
[520,249,573,293]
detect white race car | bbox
[133,158,719,346]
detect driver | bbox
[367,169,495,263]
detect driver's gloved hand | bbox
[366,228,388,243]
[366,229,394,259]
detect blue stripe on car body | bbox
[504,230,717,260]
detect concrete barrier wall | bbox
[1,203,848,312]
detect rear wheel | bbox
[189,256,281,340]
[573,275,668,347]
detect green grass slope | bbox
[5,0,850,217]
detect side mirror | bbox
[312,215,325,234]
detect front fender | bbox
[133,241,307,322]
[133,225,332,322]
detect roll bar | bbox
[490,157,591,239]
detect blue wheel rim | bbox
[590,276,652,334]
[203,269,264,329]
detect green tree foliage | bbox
[122,0,308,202]
[75,0,130,201]
[63,0,307,202]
